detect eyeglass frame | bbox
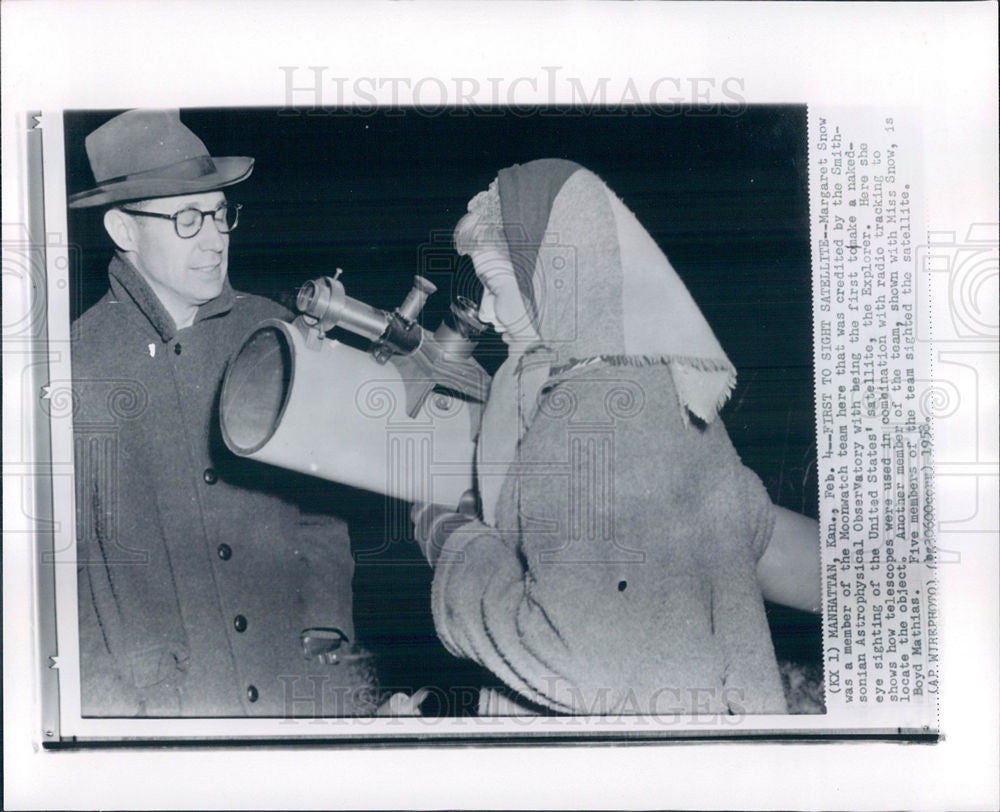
[119,202,242,239]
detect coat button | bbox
[217,543,232,561]
[174,343,182,355]
[234,614,248,632]
[203,468,218,485]
[246,685,259,703]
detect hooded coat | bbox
[430,160,788,715]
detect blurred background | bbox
[65,105,820,714]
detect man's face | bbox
[127,190,230,315]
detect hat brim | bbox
[68,157,254,209]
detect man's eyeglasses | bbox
[120,203,242,239]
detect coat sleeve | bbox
[74,423,136,715]
[78,564,143,715]
[430,517,582,713]
[75,433,185,716]
[289,506,355,632]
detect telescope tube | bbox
[220,319,478,506]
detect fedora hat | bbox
[68,109,254,209]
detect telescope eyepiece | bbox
[398,275,438,323]
[449,296,488,339]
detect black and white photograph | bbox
[3,2,997,809]
[62,105,822,721]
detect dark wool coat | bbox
[73,257,373,717]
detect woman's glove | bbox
[376,688,430,716]
[410,490,478,566]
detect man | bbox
[69,109,374,716]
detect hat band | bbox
[96,155,218,186]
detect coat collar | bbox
[107,254,236,342]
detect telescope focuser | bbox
[296,270,431,361]
[294,271,490,417]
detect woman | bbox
[413,159,820,715]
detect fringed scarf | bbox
[474,160,737,526]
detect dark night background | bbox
[65,106,820,713]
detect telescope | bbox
[220,271,490,506]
